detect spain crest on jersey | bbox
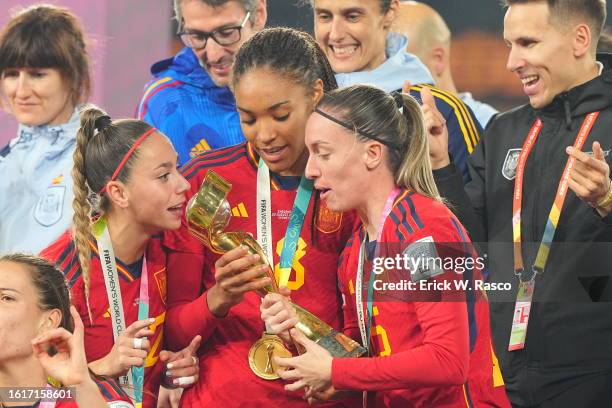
[502,148,522,181]
[34,184,65,227]
[316,201,342,233]
[154,268,167,304]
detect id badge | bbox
[508,279,535,351]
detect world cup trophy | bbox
[186,170,366,380]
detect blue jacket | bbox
[336,33,482,183]
[138,47,244,166]
[0,108,80,255]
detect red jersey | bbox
[163,143,358,407]
[41,231,167,408]
[332,190,508,407]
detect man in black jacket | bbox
[429,0,612,406]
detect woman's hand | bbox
[207,246,273,317]
[275,329,333,395]
[420,87,450,169]
[260,287,297,344]
[305,385,338,405]
[31,306,89,386]
[89,317,155,377]
[404,83,450,170]
[160,335,201,388]
[157,386,182,408]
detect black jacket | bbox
[435,55,612,406]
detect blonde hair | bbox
[317,85,441,201]
[72,105,152,316]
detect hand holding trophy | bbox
[186,171,366,380]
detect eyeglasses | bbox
[179,12,251,50]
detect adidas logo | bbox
[232,202,249,218]
[190,139,212,158]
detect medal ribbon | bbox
[92,217,149,407]
[131,258,149,406]
[355,187,400,408]
[256,160,314,288]
[356,188,401,350]
[509,112,599,351]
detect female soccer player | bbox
[41,107,200,407]
[0,4,90,254]
[162,27,359,407]
[0,253,134,407]
[263,85,503,407]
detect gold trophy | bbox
[186,170,366,380]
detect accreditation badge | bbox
[508,278,535,351]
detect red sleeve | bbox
[162,168,225,350]
[164,247,222,350]
[331,300,469,390]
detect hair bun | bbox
[391,92,405,111]
[94,115,112,133]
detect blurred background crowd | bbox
[5,0,610,145]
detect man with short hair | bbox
[393,1,498,127]
[137,0,266,165]
[432,1,612,406]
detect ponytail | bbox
[71,105,153,319]
[394,93,441,201]
[72,106,108,319]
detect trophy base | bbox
[315,331,367,358]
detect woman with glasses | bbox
[137,0,267,166]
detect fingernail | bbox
[173,379,179,386]
[167,363,174,369]
[149,318,155,323]
[566,146,572,153]
[166,370,172,377]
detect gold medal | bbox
[248,333,293,380]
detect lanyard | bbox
[356,188,401,350]
[508,112,599,351]
[256,160,314,289]
[92,217,149,407]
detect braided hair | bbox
[72,105,153,318]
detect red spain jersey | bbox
[41,231,167,408]
[332,190,509,407]
[162,142,358,407]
